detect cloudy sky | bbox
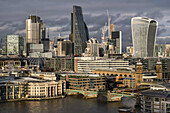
[1,0,170,51]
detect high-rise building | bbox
[26,15,42,44]
[70,5,89,56]
[131,17,158,57]
[111,31,122,54]
[6,35,24,55]
[109,24,115,39]
[26,15,47,55]
[57,38,73,56]
[84,38,99,57]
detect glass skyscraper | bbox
[131,17,158,57]
[6,35,24,55]
[26,15,46,44]
[70,5,89,56]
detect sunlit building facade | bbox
[131,17,158,57]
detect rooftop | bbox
[141,90,170,98]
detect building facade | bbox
[0,82,28,101]
[92,68,143,89]
[140,84,170,113]
[60,74,106,91]
[57,38,73,56]
[44,56,74,71]
[84,38,99,57]
[70,5,89,56]
[28,81,65,98]
[6,35,24,55]
[131,17,158,57]
[26,15,45,44]
[75,58,129,73]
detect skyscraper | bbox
[6,35,24,55]
[26,15,46,54]
[131,17,158,57]
[70,5,89,56]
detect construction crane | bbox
[101,22,108,43]
[107,10,111,38]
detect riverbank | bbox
[0,96,124,113]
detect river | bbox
[0,96,124,113]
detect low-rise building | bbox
[140,84,170,113]
[44,56,74,71]
[75,57,129,73]
[60,74,106,91]
[0,82,28,101]
[28,80,65,98]
[30,72,56,80]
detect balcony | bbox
[145,106,152,110]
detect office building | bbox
[0,82,28,101]
[57,38,73,56]
[28,81,66,98]
[70,5,89,56]
[155,44,170,57]
[75,57,129,73]
[6,35,24,55]
[26,15,46,44]
[140,84,170,113]
[92,62,143,89]
[26,15,46,55]
[0,56,28,69]
[44,56,74,71]
[41,39,49,52]
[111,31,122,54]
[29,44,44,53]
[60,74,106,91]
[109,24,115,39]
[131,17,158,57]
[84,38,99,57]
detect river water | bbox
[0,96,124,113]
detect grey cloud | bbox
[54,25,70,32]
[45,17,70,27]
[0,0,170,50]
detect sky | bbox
[1,0,170,51]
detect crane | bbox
[107,10,111,38]
[101,22,108,43]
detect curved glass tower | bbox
[131,17,158,57]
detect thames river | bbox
[0,96,123,113]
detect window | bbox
[155,97,159,101]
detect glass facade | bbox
[131,17,158,57]
[6,35,24,55]
[71,6,89,56]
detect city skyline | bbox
[1,0,170,51]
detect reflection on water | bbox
[0,96,123,113]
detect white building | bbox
[84,38,99,57]
[28,80,65,98]
[76,58,129,73]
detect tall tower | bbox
[26,15,46,44]
[70,5,89,56]
[136,60,143,86]
[26,15,46,55]
[131,17,158,57]
[109,24,115,39]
